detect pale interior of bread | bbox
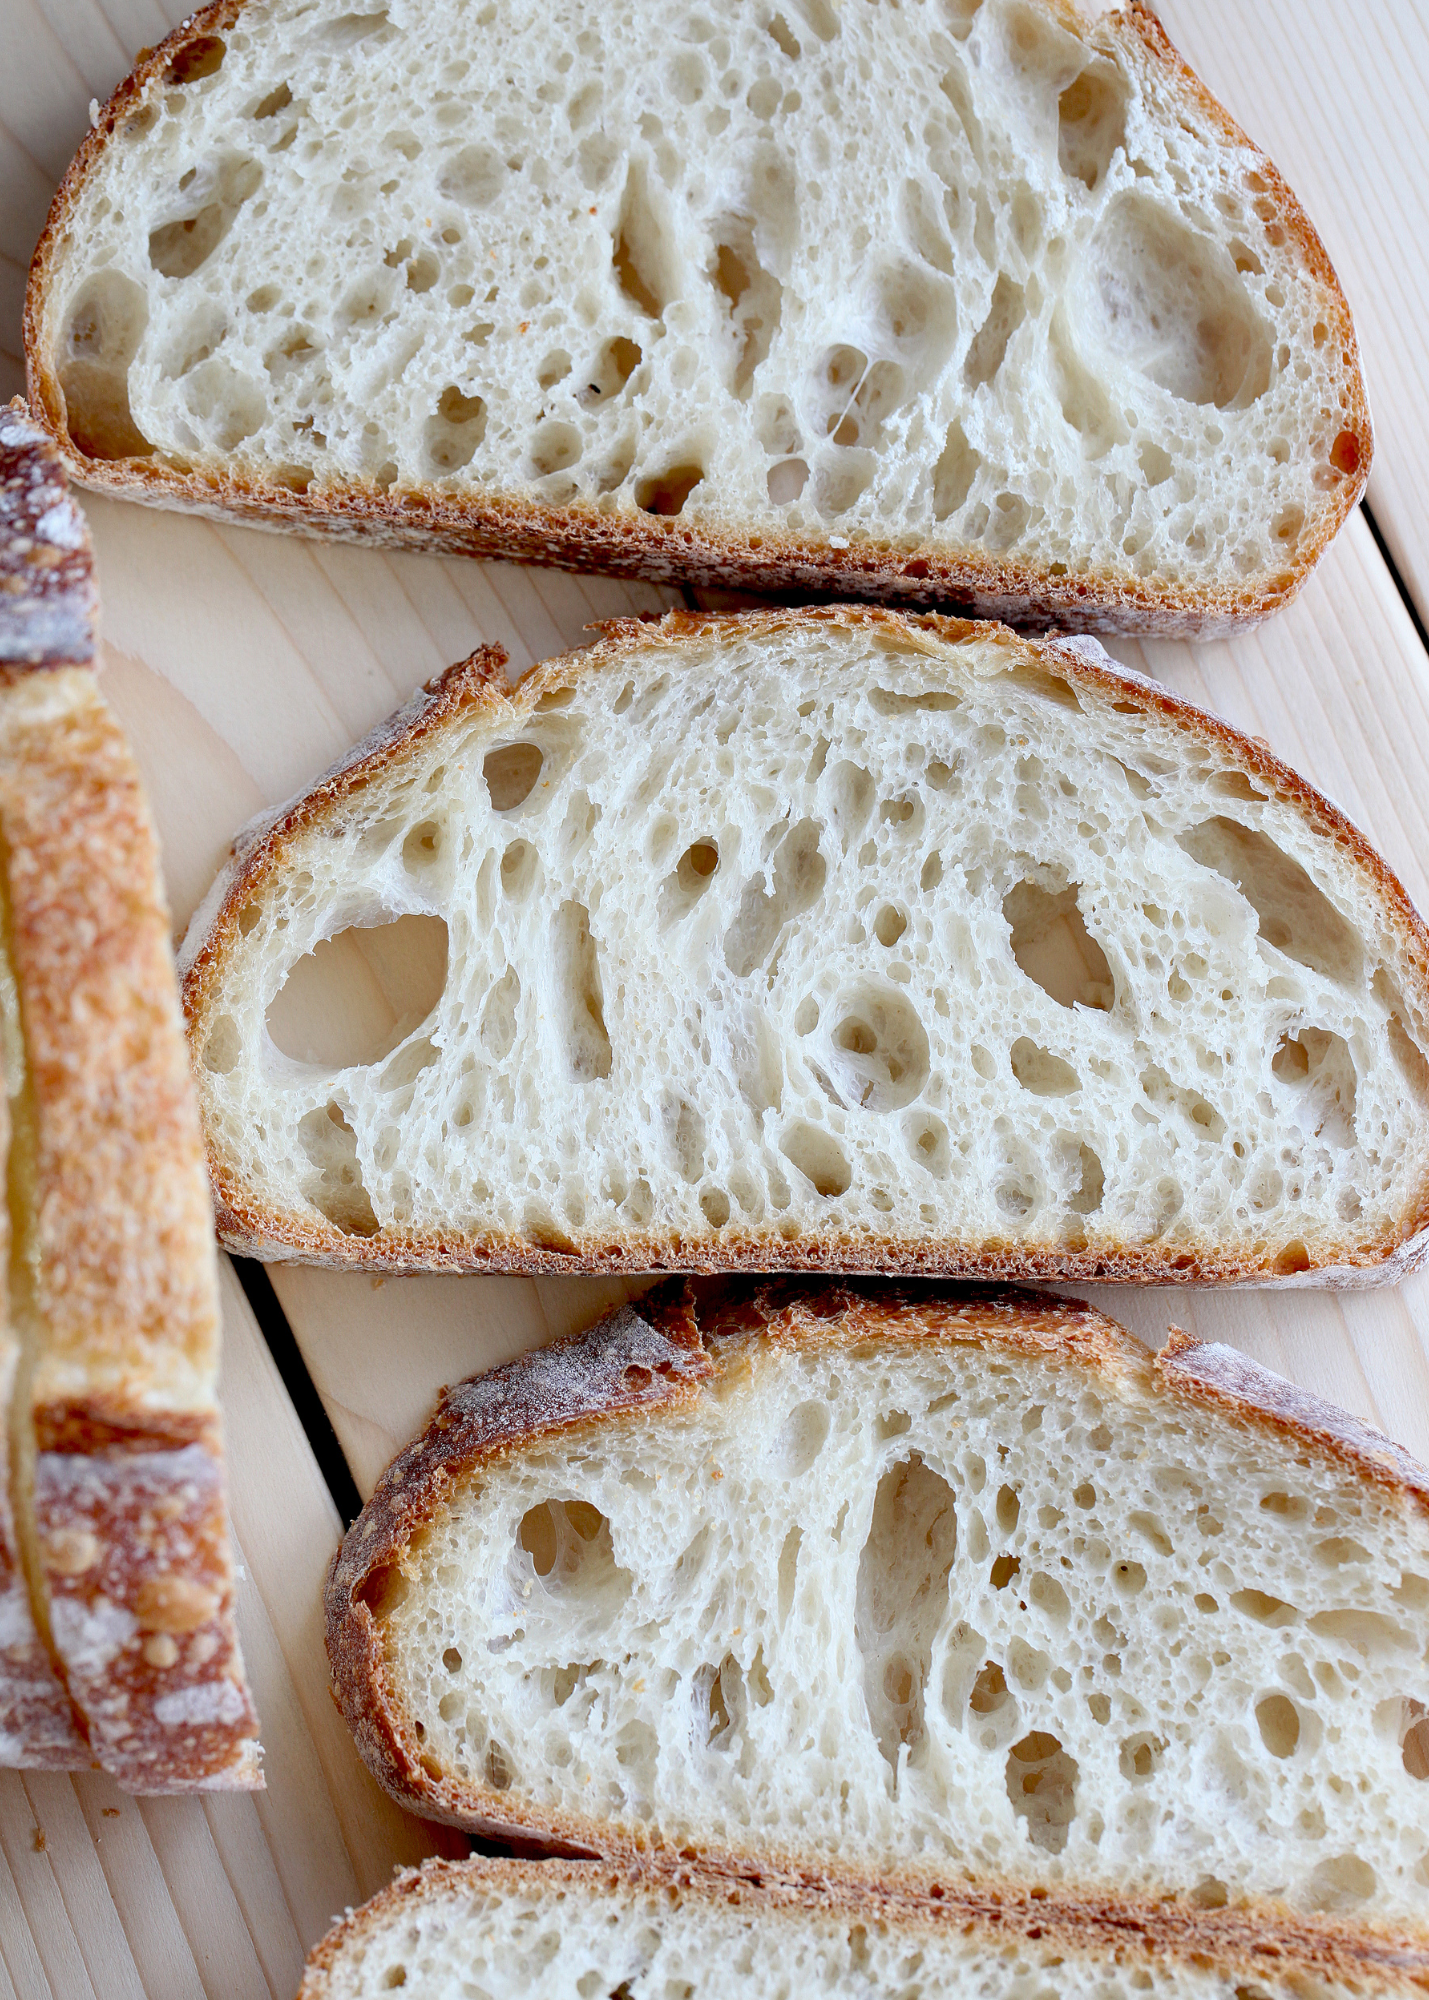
[376,1324,1429,1924]
[41,0,1362,601]
[189,621,1429,1269]
[305,1860,1389,1999]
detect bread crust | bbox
[0,406,259,1789]
[180,606,1429,1287]
[22,5,1371,637]
[322,1283,1429,1983]
[298,1855,1429,2000]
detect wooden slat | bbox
[1155,0,1429,623]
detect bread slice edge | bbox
[22,2,1372,636]
[298,1854,1429,1999]
[322,1282,1429,1982]
[178,606,1429,1287]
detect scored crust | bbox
[178,605,1429,1287]
[21,2,1371,636]
[322,1282,1429,1984]
[298,1855,1429,2000]
[0,404,260,1790]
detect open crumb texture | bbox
[24,0,1370,631]
[322,1284,1429,1978]
[297,1854,1429,1999]
[180,609,1429,1285]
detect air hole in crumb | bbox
[1256,1693,1300,1758]
[828,982,930,1111]
[59,271,155,459]
[964,274,1026,389]
[401,819,441,873]
[774,1400,830,1477]
[580,335,643,404]
[268,915,448,1069]
[483,741,544,810]
[1006,1733,1078,1852]
[1010,1038,1079,1096]
[1308,1855,1377,1913]
[613,160,676,320]
[768,457,809,504]
[857,1456,958,1772]
[551,901,612,1081]
[425,384,486,472]
[1058,61,1128,190]
[202,1015,241,1074]
[780,1122,850,1197]
[636,461,704,515]
[724,820,826,975]
[874,905,907,947]
[297,1103,380,1235]
[1179,819,1362,986]
[700,1187,730,1228]
[499,839,538,900]
[1004,880,1114,1010]
[529,420,581,477]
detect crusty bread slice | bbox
[325,1282,1429,1976]
[179,609,1429,1285]
[24,0,1369,634]
[0,401,260,1790]
[297,1854,1425,2000]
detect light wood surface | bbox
[4,1,1429,1992]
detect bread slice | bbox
[179,608,1429,1285]
[297,1854,1425,2000]
[23,0,1369,635]
[325,1281,1429,1977]
[0,401,260,1790]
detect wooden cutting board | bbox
[3,2,1429,1993]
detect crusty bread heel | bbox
[0,401,260,1789]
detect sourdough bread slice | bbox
[298,1855,1426,2000]
[24,0,1369,633]
[325,1282,1429,1972]
[0,402,260,1790]
[179,609,1429,1285]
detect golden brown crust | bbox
[322,1285,1429,1983]
[0,418,259,1789]
[181,606,1429,1287]
[22,5,1371,637]
[299,1854,1429,1999]
[0,1062,91,1768]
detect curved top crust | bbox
[323,1282,1429,1982]
[180,607,1429,1287]
[22,1,1370,635]
[0,400,96,669]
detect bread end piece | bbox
[0,414,260,1789]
